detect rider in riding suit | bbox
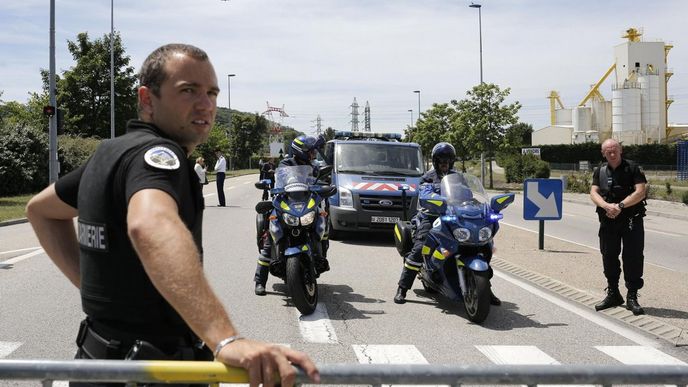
[253,135,330,296]
[393,142,502,306]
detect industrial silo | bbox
[639,74,661,142]
[612,84,642,142]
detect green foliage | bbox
[565,172,592,194]
[57,135,101,175]
[665,182,672,196]
[53,32,138,138]
[502,154,550,183]
[501,122,533,151]
[194,123,230,169]
[228,113,270,169]
[323,127,336,141]
[682,190,688,205]
[0,125,49,196]
[540,142,675,166]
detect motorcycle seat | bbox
[255,201,274,214]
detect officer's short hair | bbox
[139,44,209,97]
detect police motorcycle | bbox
[254,165,336,315]
[394,173,514,323]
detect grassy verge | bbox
[0,169,260,224]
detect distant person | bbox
[590,138,648,315]
[24,43,319,386]
[214,149,226,206]
[261,158,275,201]
[258,158,265,180]
[195,156,208,185]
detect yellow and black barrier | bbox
[1,359,688,385]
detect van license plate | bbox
[371,216,400,223]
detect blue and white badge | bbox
[144,146,180,170]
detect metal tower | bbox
[262,101,289,142]
[364,101,371,132]
[312,114,323,136]
[350,97,360,132]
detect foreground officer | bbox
[26,43,319,387]
[393,142,502,306]
[254,135,330,295]
[590,138,648,315]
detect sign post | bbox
[523,179,563,250]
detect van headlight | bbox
[283,213,300,226]
[453,228,470,242]
[300,211,316,226]
[338,186,353,207]
[478,226,492,241]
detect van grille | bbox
[359,194,415,212]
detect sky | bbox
[1,0,688,136]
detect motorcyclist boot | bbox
[254,282,267,296]
[490,289,502,306]
[394,286,407,304]
[626,290,645,315]
[315,256,330,274]
[594,287,624,311]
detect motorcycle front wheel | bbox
[286,254,318,315]
[463,270,490,323]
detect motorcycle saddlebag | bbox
[394,220,413,256]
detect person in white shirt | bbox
[194,157,207,185]
[214,149,226,206]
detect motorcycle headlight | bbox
[479,226,492,241]
[453,227,470,242]
[300,211,316,226]
[338,186,353,207]
[282,213,299,226]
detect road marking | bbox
[595,345,686,365]
[1,248,44,265]
[499,222,676,272]
[298,303,338,344]
[493,269,660,347]
[0,247,41,255]
[353,345,445,387]
[0,341,21,358]
[477,345,594,387]
[476,345,558,365]
[645,228,683,237]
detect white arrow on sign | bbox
[526,181,559,218]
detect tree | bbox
[228,113,270,169]
[51,32,138,138]
[323,127,336,141]
[502,122,533,151]
[409,103,453,160]
[454,83,521,188]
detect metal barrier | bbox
[1,360,688,386]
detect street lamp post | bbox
[408,109,414,128]
[227,74,235,170]
[110,0,115,139]
[413,90,421,126]
[469,2,486,186]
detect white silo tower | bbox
[612,28,667,144]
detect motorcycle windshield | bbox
[274,165,314,192]
[440,173,489,207]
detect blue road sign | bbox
[524,178,563,220]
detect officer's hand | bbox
[216,338,320,387]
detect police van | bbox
[323,131,425,237]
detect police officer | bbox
[26,43,319,387]
[254,135,330,295]
[590,138,648,315]
[393,142,502,305]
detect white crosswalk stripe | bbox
[476,345,594,387]
[298,303,338,344]
[595,345,686,365]
[352,344,445,387]
[0,341,21,358]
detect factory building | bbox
[533,28,687,146]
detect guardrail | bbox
[1,360,688,386]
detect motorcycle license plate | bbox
[371,216,400,223]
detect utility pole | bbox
[364,101,371,132]
[48,0,58,183]
[110,0,115,139]
[350,97,360,132]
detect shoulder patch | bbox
[144,146,180,170]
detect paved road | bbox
[1,174,686,386]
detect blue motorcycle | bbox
[255,165,336,315]
[394,173,514,323]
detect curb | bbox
[0,218,29,227]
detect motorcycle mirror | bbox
[321,185,337,198]
[490,192,515,213]
[317,165,333,179]
[254,179,271,190]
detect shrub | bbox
[665,182,672,196]
[0,125,48,196]
[565,172,591,194]
[682,190,688,205]
[58,135,101,175]
[503,154,550,183]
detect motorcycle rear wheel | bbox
[286,255,318,315]
[463,270,490,323]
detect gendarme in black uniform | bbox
[55,120,208,361]
[592,158,647,292]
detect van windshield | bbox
[335,143,423,176]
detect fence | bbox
[1,360,688,386]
